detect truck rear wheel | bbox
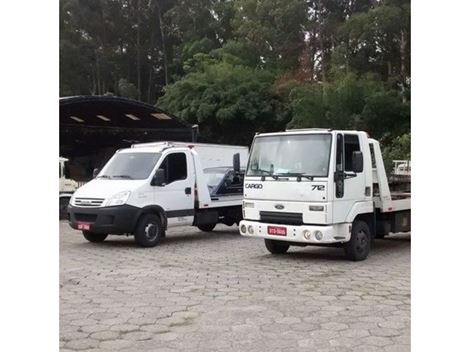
[197,223,216,232]
[82,231,108,243]
[265,239,290,254]
[344,220,371,261]
[134,214,164,247]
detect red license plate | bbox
[77,223,91,230]
[267,226,287,236]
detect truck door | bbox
[153,151,195,226]
[333,133,367,223]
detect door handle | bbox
[184,187,191,195]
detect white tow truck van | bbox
[239,129,410,261]
[68,142,248,247]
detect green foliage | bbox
[118,79,139,100]
[335,1,410,85]
[61,0,411,160]
[382,132,411,173]
[286,72,409,140]
[159,48,287,145]
[232,0,308,69]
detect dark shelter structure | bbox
[60,96,196,181]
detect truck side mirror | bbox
[352,151,364,173]
[233,153,240,173]
[92,168,100,178]
[151,169,166,186]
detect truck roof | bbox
[131,141,247,150]
[117,141,248,155]
[255,129,366,138]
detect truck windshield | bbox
[99,152,161,180]
[247,134,332,177]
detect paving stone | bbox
[89,330,120,341]
[60,222,410,352]
[109,324,140,333]
[99,339,133,350]
[65,338,99,350]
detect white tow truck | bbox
[239,129,411,261]
[68,142,248,247]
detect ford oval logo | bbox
[275,204,284,210]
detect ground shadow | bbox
[255,233,411,263]
[70,226,243,249]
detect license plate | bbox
[77,223,91,230]
[267,226,287,236]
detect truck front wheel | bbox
[344,220,371,261]
[265,239,290,254]
[82,231,108,243]
[134,214,165,247]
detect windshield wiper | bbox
[254,169,271,175]
[274,172,314,181]
[112,175,134,179]
[96,175,111,179]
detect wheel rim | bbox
[144,223,158,241]
[355,229,368,254]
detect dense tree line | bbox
[60,0,410,165]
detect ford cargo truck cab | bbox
[239,129,410,261]
[68,142,248,247]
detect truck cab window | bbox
[159,153,187,184]
[344,134,361,172]
[369,143,377,169]
[336,134,344,172]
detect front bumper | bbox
[239,220,351,244]
[68,204,141,235]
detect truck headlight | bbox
[314,230,323,241]
[243,201,254,208]
[303,230,312,240]
[105,191,130,207]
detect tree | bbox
[286,72,410,142]
[382,132,411,173]
[158,47,288,145]
[334,0,410,90]
[60,0,411,162]
[232,0,309,70]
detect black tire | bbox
[134,213,165,247]
[197,223,217,232]
[59,197,69,220]
[82,231,108,243]
[265,239,290,254]
[344,220,371,261]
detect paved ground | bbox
[60,221,410,352]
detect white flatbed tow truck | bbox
[68,142,248,247]
[239,129,410,261]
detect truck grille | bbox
[259,211,303,225]
[74,198,104,207]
